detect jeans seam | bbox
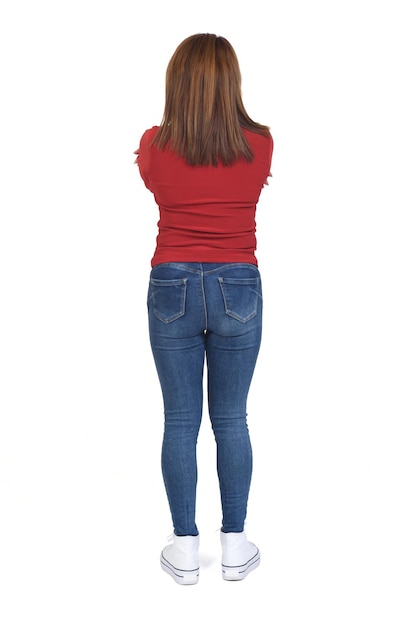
[200,267,208,330]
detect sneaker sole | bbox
[222,550,260,581]
[160,554,199,585]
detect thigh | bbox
[147,264,206,413]
[205,265,263,414]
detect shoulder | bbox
[244,130,274,166]
[244,129,273,149]
[140,126,159,147]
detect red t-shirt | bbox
[135,126,273,267]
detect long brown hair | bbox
[152,34,271,167]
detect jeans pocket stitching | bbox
[150,278,187,323]
[218,277,260,323]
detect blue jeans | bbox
[147,262,262,536]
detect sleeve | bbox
[263,135,274,186]
[134,129,152,191]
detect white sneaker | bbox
[160,534,200,585]
[220,531,260,581]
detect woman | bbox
[135,33,273,585]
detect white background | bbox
[1,1,416,624]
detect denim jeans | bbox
[147,262,262,536]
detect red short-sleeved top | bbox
[135,126,273,267]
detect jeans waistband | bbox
[151,262,259,275]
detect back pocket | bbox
[218,277,261,323]
[149,278,187,323]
